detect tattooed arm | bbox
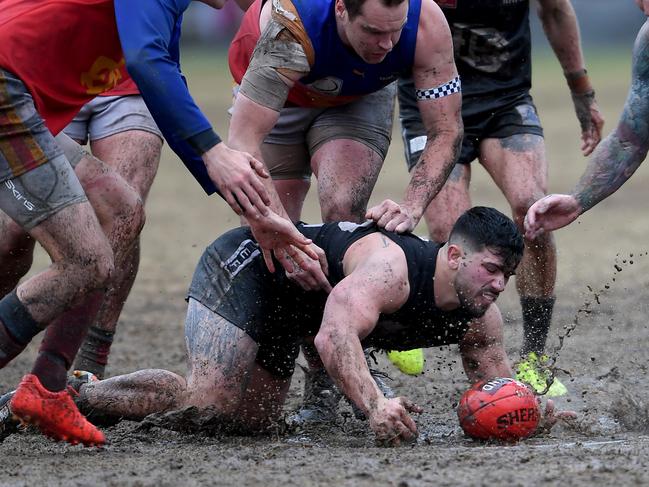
[536,0,604,155]
[525,21,649,239]
[366,0,462,233]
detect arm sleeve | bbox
[114,0,219,194]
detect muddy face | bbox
[453,247,509,318]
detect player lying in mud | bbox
[2,207,571,446]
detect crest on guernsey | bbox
[81,56,125,95]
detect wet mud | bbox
[3,159,649,486]
[3,54,649,486]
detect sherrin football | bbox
[457,377,540,441]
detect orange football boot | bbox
[10,374,105,447]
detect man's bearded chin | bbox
[456,284,490,318]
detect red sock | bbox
[31,292,103,392]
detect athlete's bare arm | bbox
[525,21,649,239]
[458,305,512,383]
[313,234,422,446]
[536,0,604,155]
[367,0,462,233]
[227,1,330,290]
[228,0,306,167]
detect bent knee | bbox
[122,192,146,237]
[73,237,114,290]
[87,173,146,239]
[87,244,115,290]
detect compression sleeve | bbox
[114,0,219,194]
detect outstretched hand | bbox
[366,199,419,233]
[203,142,271,218]
[369,396,423,447]
[524,194,582,240]
[248,212,330,291]
[537,399,577,433]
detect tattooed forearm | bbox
[573,22,649,211]
[573,127,648,211]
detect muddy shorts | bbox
[398,76,544,170]
[233,83,396,180]
[187,227,323,379]
[0,69,87,230]
[63,95,162,144]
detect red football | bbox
[457,377,540,441]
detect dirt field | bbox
[2,48,649,486]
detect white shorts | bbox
[63,95,162,144]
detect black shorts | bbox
[187,227,324,379]
[398,77,544,170]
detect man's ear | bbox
[335,0,347,19]
[447,244,464,270]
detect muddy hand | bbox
[248,211,318,273]
[366,199,418,233]
[524,194,582,240]
[537,399,577,433]
[369,397,422,447]
[571,92,604,156]
[282,244,332,292]
[203,142,271,218]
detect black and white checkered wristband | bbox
[415,76,461,100]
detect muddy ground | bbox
[2,50,649,486]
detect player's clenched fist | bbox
[369,396,423,447]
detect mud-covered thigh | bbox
[186,227,304,379]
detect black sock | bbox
[31,351,68,392]
[0,290,43,345]
[0,291,43,367]
[73,325,114,379]
[520,296,556,356]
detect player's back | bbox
[0,0,127,134]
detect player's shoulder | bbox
[418,0,449,32]
[415,0,453,61]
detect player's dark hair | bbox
[343,0,408,19]
[448,207,524,271]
